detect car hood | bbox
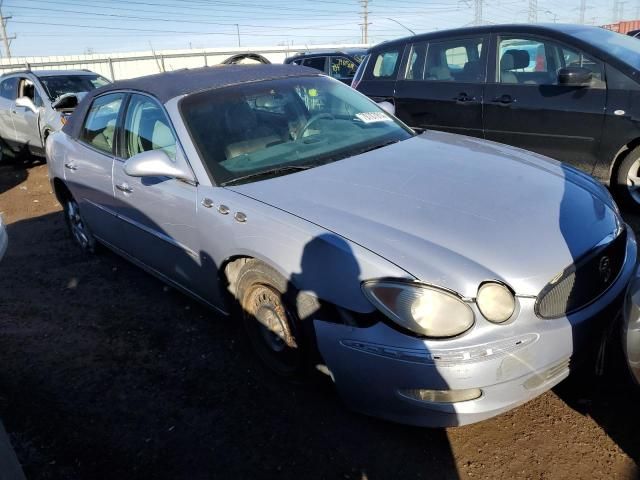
[227,131,621,297]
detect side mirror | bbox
[558,66,592,87]
[377,101,395,116]
[124,149,194,182]
[15,96,37,113]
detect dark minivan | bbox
[285,50,366,84]
[353,24,640,208]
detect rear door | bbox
[64,92,125,242]
[393,35,488,137]
[110,93,202,292]
[484,33,606,171]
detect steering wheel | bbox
[296,113,335,139]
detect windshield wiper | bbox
[221,165,313,186]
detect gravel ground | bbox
[0,157,639,480]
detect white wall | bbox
[0,44,368,81]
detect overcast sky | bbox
[1,0,627,57]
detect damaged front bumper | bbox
[314,231,637,427]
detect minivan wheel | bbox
[236,260,304,377]
[63,196,96,253]
[616,146,640,210]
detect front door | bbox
[110,93,204,295]
[484,34,606,172]
[394,35,488,137]
[13,77,45,155]
[64,92,125,242]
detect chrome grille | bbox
[535,227,627,319]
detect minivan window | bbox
[123,94,177,161]
[80,93,124,154]
[424,37,485,82]
[302,57,326,72]
[498,36,604,86]
[330,56,358,80]
[372,49,400,78]
[0,77,18,100]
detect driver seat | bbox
[224,101,280,159]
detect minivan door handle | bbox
[492,94,515,105]
[454,92,477,103]
[64,162,78,171]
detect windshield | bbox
[180,76,413,185]
[571,26,640,70]
[39,74,110,100]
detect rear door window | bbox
[330,56,358,80]
[80,93,125,154]
[406,37,485,82]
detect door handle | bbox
[64,162,78,171]
[115,182,133,193]
[454,93,477,103]
[492,94,515,105]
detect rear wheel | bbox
[63,195,96,253]
[236,260,305,377]
[615,146,640,210]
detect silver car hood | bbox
[228,131,621,297]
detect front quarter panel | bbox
[196,185,413,313]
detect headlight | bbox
[476,282,515,323]
[362,280,474,337]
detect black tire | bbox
[62,195,97,253]
[615,146,640,210]
[236,259,305,377]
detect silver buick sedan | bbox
[46,65,637,427]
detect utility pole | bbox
[359,0,370,44]
[579,0,587,23]
[528,0,538,23]
[235,24,241,47]
[474,0,483,25]
[613,0,619,21]
[0,2,15,58]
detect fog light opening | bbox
[399,388,482,404]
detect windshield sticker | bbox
[355,112,393,123]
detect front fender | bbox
[197,186,413,313]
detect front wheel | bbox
[63,196,97,253]
[236,260,305,377]
[615,146,640,210]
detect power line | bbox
[0,1,14,58]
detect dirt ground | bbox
[0,156,639,480]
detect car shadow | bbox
[0,210,460,479]
[0,142,43,196]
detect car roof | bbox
[87,64,321,103]
[367,23,604,50]
[63,64,322,138]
